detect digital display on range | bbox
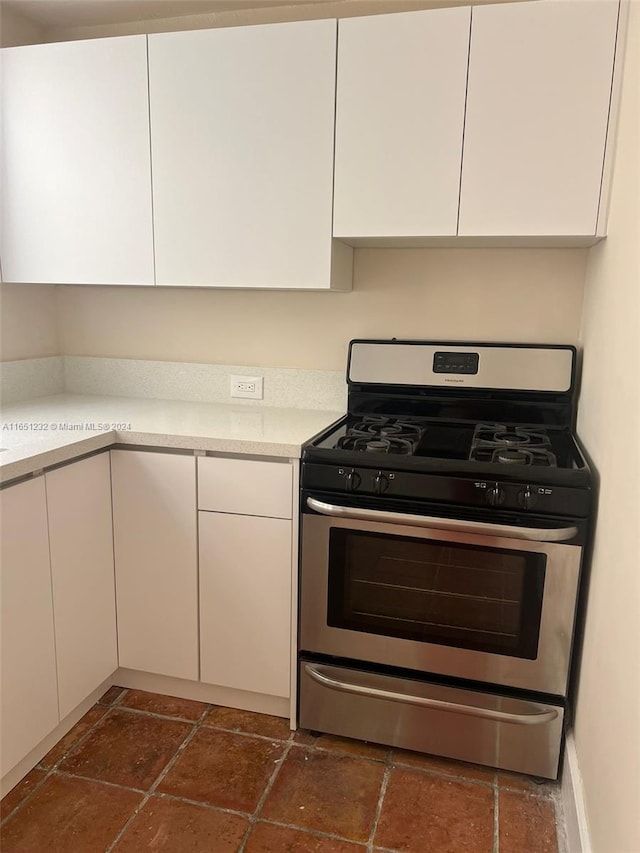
[433,351,479,375]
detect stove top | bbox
[301,340,592,515]
[335,416,425,455]
[321,416,571,468]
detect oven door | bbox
[300,496,583,697]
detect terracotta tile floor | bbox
[1,686,564,852]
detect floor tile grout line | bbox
[237,740,293,853]
[50,768,147,796]
[104,703,210,853]
[201,722,294,746]
[493,786,500,853]
[390,758,497,790]
[372,847,405,853]
[154,790,252,821]
[367,758,392,852]
[293,741,389,764]
[108,687,128,708]
[102,703,212,726]
[257,815,382,847]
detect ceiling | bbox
[1,0,516,36]
[1,0,339,29]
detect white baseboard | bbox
[561,731,593,853]
[114,668,290,721]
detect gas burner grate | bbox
[470,423,557,467]
[336,416,425,455]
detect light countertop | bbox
[0,394,343,483]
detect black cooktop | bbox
[302,414,591,495]
[314,415,575,468]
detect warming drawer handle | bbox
[304,665,558,726]
[305,497,578,543]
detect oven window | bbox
[327,529,545,659]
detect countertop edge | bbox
[0,395,344,484]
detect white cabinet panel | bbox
[197,457,292,519]
[149,20,350,289]
[199,512,291,698]
[1,36,154,284]
[459,0,619,237]
[0,478,59,777]
[111,451,198,680]
[333,7,470,239]
[46,454,117,719]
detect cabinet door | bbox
[458,0,619,237]
[333,7,470,239]
[111,451,198,680]
[148,20,345,289]
[46,454,117,719]
[0,478,59,777]
[199,512,291,698]
[1,36,154,284]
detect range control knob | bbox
[373,472,389,495]
[518,487,537,510]
[345,469,361,492]
[486,484,506,507]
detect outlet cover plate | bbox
[230,375,263,400]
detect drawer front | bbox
[299,659,564,780]
[198,457,293,519]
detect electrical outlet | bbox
[230,375,263,400]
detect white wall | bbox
[573,3,640,851]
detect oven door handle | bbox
[305,497,577,543]
[305,665,558,726]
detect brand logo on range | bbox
[444,378,465,383]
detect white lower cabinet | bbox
[199,512,292,698]
[111,450,198,680]
[0,477,59,778]
[46,454,118,719]
[1,447,295,788]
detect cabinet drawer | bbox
[198,457,293,519]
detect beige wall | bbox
[574,3,640,851]
[0,284,59,361]
[55,248,588,370]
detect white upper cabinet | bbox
[333,7,471,242]
[148,20,351,289]
[458,0,620,239]
[1,36,154,285]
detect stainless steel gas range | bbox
[298,340,592,780]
